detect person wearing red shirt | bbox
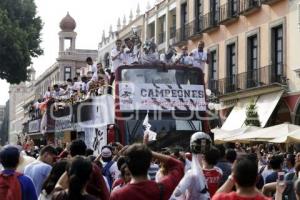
[203,147,223,197]
[109,144,184,200]
[213,156,271,200]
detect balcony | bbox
[202,10,220,32]
[239,0,261,15]
[219,0,240,25]
[209,64,287,96]
[174,23,193,45]
[261,0,282,5]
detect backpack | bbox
[0,171,22,200]
[102,161,114,190]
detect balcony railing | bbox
[208,64,287,96]
[239,0,260,14]
[219,0,240,23]
[158,32,165,44]
[174,23,193,44]
[202,10,220,31]
[261,0,281,5]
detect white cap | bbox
[190,132,211,143]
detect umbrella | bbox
[232,123,300,143]
[269,129,300,143]
[212,126,261,144]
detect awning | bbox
[233,123,300,143]
[221,90,284,131]
[256,90,284,127]
[221,97,257,131]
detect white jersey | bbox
[111,48,124,73]
[191,49,207,71]
[123,46,140,65]
[176,54,193,65]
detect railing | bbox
[260,0,281,4]
[240,0,260,13]
[174,23,193,44]
[208,64,287,95]
[169,26,176,39]
[202,10,220,31]
[158,32,165,44]
[219,0,240,23]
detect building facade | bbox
[98,0,300,131]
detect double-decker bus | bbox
[112,64,210,148]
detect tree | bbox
[0,0,43,84]
[245,100,261,127]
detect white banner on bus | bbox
[119,82,206,111]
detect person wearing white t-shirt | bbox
[123,37,140,65]
[190,41,208,71]
[86,57,98,81]
[111,39,124,73]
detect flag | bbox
[143,111,157,141]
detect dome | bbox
[60,12,76,31]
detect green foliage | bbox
[245,100,261,127]
[0,0,43,84]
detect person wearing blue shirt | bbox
[24,145,57,196]
[0,145,37,200]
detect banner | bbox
[119,82,206,111]
[28,119,41,133]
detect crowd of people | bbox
[2,132,300,200]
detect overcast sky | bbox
[0,0,156,105]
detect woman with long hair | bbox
[52,156,97,200]
[39,160,68,200]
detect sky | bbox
[0,0,156,105]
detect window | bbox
[195,0,203,31]
[210,0,220,25]
[209,50,218,92]
[227,43,236,92]
[64,66,71,81]
[247,35,258,87]
[147,22,155,39]
[158,16,166,44]
[229,0,238,17]
[181,3,188,40]
[271,25,283,82]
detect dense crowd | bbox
[2,131,300,200]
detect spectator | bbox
[148,160,159,181]
[110,143,184,200]
[24,145,57,196]
[265,155,284,184]
[213,157,271,200]
[17,150,36,173]
[285,154,296,173]
[0,145,37,200]
[39,159,68,200]
[203,147,223,197]
[226,148,237,164]
[216,144,232,187]
[69,139,110,200]
[260,153,274,182]
[112,156,131,192]
[52,156,97,200]
[85,148,94,157]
